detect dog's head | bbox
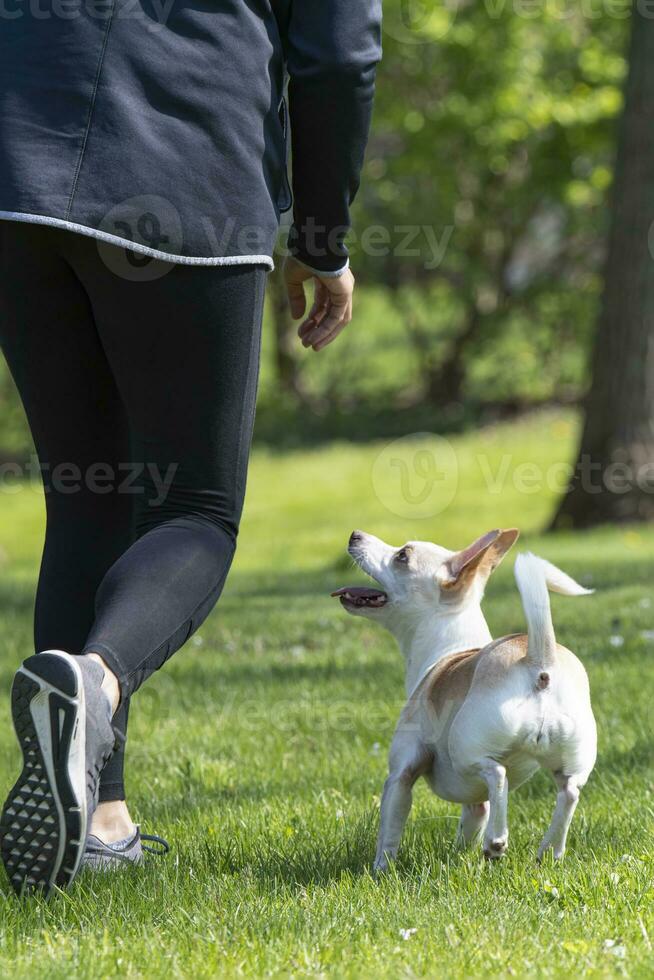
[332,528,519,627]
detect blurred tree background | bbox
[264,0,631,444]
[0,1,635,453]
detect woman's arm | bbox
[281,0,383,275]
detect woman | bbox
[0,0,382,896]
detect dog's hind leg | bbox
[456,802,489,849]
[537,773,581,861]
[480,760,509,859]
[373,737,431,873]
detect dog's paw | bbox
[537,840,565,863]
[483,836,508,860]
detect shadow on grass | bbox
[197,812,514,890]
[225,549,654,605]
[252,396,483,451]
[202,810,380,886]
[171,656,401,693]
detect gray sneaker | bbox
[0,650,117,898]
[83,826,169,870]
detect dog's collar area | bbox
[330,586,388,608]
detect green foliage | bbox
[343,1,628,407]
[361,0,627,274]
[252,2,632,417]
[0,367,30,458]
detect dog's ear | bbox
[437,528,519,590]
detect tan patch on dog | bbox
[425,634,533,713]
[425,648,483,715]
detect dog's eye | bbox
[395,549,409,564]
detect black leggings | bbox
[0,221,267,802]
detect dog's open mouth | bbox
[330,586,388,609]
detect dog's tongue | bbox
[331,586,388,607]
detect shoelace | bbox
[140,833,170,856]
[85,829,170,859]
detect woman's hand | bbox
[284,257,355,352]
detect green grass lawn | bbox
[0,410,652,978]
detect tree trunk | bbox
[401,297,484,408]
[553,6,654,528]
[268,265,306,399]
[427,306,482,407]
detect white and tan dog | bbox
[332,529,597,869]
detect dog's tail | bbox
[514,553,593,669]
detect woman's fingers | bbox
[284,258,355,351]
[286,278,306,319]
[284,260,310,319]
[301,295,352,350]
[302,269,355,351]
[298,282,330,338]
[313,300,353,351]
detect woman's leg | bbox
[93,699,134,838]
[0,222,136,834]
[0,224,265,895]
[65,234,267,701]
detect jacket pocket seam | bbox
[65,0,117,220]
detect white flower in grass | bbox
[610,635,625,648]
[639,597,651,609]
[399,928,417,941]
[609,872,620,885]
[192,635,204,647]
[603,939,626,959]
[543,880,560,899]
[640,630,654,643]
[371,742,381,755]
[335,809,344,820]
[620,853,642,865]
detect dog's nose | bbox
[349,530,364,546]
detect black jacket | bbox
[0,0,382,271]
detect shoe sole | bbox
[0,651,88,898]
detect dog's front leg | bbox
[374,772,414,873]
[479,760,509,859]
[456,802,489,849]
[374,740,431,873]
[537,773,581,861]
